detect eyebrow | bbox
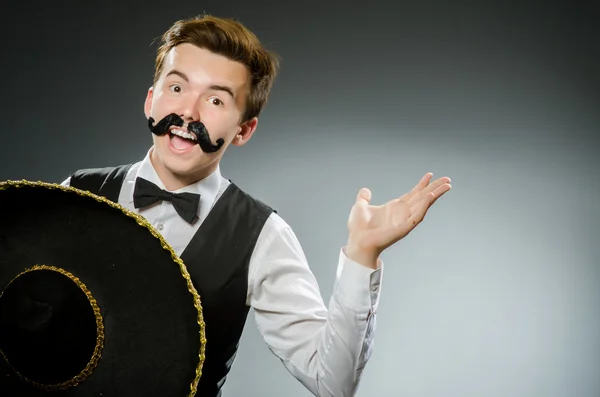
[165,69,235,99]
[210,84,235,99]
[166,70,189,82]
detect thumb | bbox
[356,187,372,206]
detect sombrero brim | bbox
[0,180,206,396]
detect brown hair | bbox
[153,14,280,122]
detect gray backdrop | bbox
[1,1,598,396]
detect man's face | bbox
[144,43,257,182]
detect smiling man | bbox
[145,43,255,190]
[61,14,451,397]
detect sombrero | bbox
[0,180,206,396]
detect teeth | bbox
[170,128,197,141]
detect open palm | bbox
[347,173,451,258]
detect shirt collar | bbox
[135,147,222,217]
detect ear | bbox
[144,87,154,119]
[231,117,258,147]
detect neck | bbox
[149,151,217,191]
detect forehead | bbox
[161,43,250,93]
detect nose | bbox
[179,94,201,124]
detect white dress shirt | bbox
[61,148,383,397]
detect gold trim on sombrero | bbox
[0,265,105,390]
[0,180,206,397]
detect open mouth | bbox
[169,128,197,151]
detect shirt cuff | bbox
[334,247,383,313]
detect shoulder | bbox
[264,211,291,234]
[68,162,139,196]
[258,203,299,249]
[71,163,136,180]
[225,180,291,233]
[225,180,277,214]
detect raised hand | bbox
[345,173,451,268]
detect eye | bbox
[210,97,224,106]
[169,84,182,93]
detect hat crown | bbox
[0,266,102,389]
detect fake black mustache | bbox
[148,113,224,153]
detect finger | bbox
[356,187,372,206]
[409,183,451,213]
[399,172,432,201]
[407,177,451,205]
[429,183,451,206]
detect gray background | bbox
[1,1,598,396]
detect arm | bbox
[250,172,451,396]
[248,214,382,397]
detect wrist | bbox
[345,240,380,270]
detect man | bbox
[61,14,451,396]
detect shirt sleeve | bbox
[247,214,383,397]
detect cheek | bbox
[203,109,240,131]
[204,121,239,141]
[150,91,178,114]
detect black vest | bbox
[70,164,274,396]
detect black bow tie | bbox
[133,177,200,224]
